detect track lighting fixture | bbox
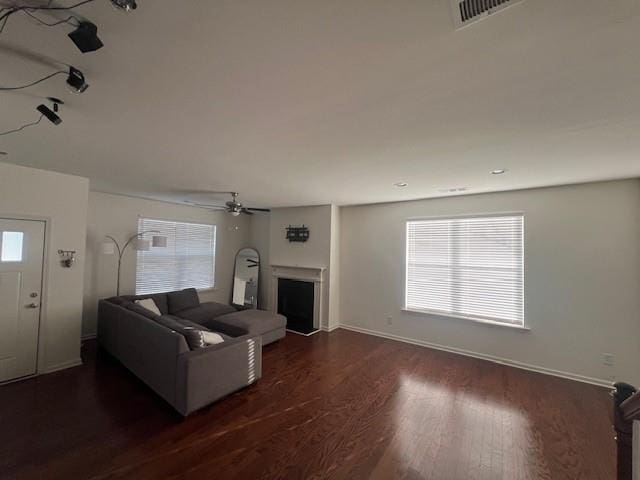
[36,104,62,125]
[67,67,89,93]
[68,21,103,53]
[0,1,98,42]
[37,98,64,125]
[0,67,88,93]
[111,0,137,12]
[0,97,63,136]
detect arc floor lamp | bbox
[103,230,167,296]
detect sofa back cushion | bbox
[168,288,200,314]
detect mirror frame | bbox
[231,247,260,309]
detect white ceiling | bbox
[1,0,639,208]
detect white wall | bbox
[328,205,341,330]
[269,205,339,328]
[0,162,89,374]
[269,205,332,268]
[82,191,251,337]
[249,212,271,309]
[340,180,640,386]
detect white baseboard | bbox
[40,358,83,375]
[338,324,612,388]
[321,324,340,332]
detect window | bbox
[136,218,216,295]
[406,214,524,326]
[1,232,24,262]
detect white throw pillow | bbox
[201,331,225,345]
[135,298,161,316]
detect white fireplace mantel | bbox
[271,264,325,282]
[270,264,326,332]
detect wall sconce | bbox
[58,250,76,268]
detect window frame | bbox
[0,231,25,263]
[135,216,217,295]
[404,212,527,330]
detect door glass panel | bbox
[1,232,24,262]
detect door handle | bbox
[26,303,39,309]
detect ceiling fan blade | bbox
[246,207,271,212]
[188,202,228,210]
[241,209,254,215]
[184,190,236,196]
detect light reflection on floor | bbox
[374,373,546,479]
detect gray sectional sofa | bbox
[97,288,286,416]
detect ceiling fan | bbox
[186,191,270,216]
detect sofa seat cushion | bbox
[177,302,237,325]
[214,309,286,336]
[155,315,208,350]
[168,288,200,314]
[171,317,211,331]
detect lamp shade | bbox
[134,239,151,251]
[152,235,167,248]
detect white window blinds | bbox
[136,218,216,295]
[406,214,524,326]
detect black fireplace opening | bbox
[277,278,316,335]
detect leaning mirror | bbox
[232,247,260,309]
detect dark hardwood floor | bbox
[0,329,614,480]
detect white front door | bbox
[0,219,45,383]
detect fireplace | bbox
[277,278,315,334]
[270,264,325,335]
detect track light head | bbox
[111,0,137,11]
[37,104,62,126]
[37,105,62,125]
[66,67,89,93]
[68,21,104,53]
[46,97,64,113]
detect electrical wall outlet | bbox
[603,353,615,366]
[386,316,393,325]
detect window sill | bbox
[401,309,530,331]
[197,287,217,294]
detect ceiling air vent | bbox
[452,0,524,29]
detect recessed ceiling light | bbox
[491,169,507,175]
[394,182,408,187]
